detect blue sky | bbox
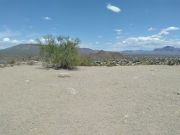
[0,0,180,50]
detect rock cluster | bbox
[92,56,180,66]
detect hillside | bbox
[0,44,123,60]
[154,46,180,52]
[122,46,180,56]
[1,44,179,63]
[0,44,98,57]
[0,44,40,57]
[89,50,124,60]
[78,48,98,55]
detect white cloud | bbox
[115,29,122,35]
[148,27,156,31]
[115,29,122,32]
[0,37,37,49]
[113,26,180,50]
[28,39,36,43]
[43,16,52,20]
[157,26,179,37]
[11,39,20,44]
[0,29,20,39]
[3,37,10,42]
[95,41,99,45]
[0,38,20,44]
[106,3,121,13]
[0,28,40,49]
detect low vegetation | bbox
[1,35,180,69]
[78,56,93,66]
[38,35,89,69]
[91,56,180,66]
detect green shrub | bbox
[79,56,92,66]
[106,62,116,67]
[38,35,80,69]
[8,60,15,65]
[167,60,175,66]
[27,61,35,65]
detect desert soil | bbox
[0,65,180,135]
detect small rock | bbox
[67,88,78,95]
[124,114,128,118]
[0,64,5,68]
[58,73,71,78]
[25,80,30,83]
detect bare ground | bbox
[0,65,180,135]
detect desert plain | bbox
[0,65,180,135]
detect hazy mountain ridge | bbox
[0,44,41,57]
[122,46,180,56]
[154,46,180,52]
[89,50,124,60]
[0,44,122,58]
[0,44,98,57]
[0,44,180,59]
[78,48,98,55]
[0,44,180,66]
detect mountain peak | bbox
[154,46,179,52]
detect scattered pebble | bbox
[25,80,30,83]
[124,114,129,118]
[173,91,180,96]
[67,88,78,95]
[122,114,129,123]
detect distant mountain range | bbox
[0,44,40,57]
[154,46,180,52]
[122,46,180,56]
[0,44,98,57]
[0,44,179,59]
[0,44,125,62]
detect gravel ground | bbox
[0,65,180,135]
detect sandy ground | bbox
[0,65,180,135]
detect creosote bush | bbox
[79,56,93,66]
[8,59,15,65]
[38,35,80,69]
